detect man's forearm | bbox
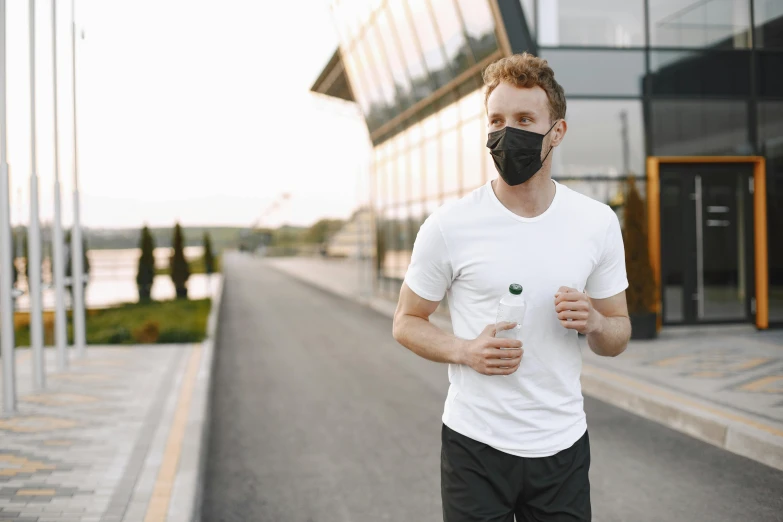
[392,313,465,365]
[587,314,631,357]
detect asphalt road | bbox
[201,253,783,522]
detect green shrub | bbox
[158,328,203,343]
[133,320,160,343]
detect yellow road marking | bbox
[143,345,202,522]
[739,375,783,393]
[584,364,783,438]
[733,357,772,371]
[652,356,691,367]
[17,489,55,496]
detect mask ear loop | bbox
[540,119,560,164]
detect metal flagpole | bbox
[0,0,18,414]
[28,0,45,386]
[70,0,86,357]
[50,0,67,371]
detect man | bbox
[392,53,631,521]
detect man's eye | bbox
[519,118,531,123]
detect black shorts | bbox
[441,424,591,522]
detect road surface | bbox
[202,253,783,522]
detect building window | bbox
[759,101,783,323]
[540,49,646,96]
[650,99,750,156]
[753,0,783,48]
[648,0,752,49]
[442,128,460,195]
[537,0,645,47]
[388,0,433,104]
[461,117,485,192]
[648,50,751,97]
[550,100,644,177]
[454,0,499,63]
[429,0,474,77]
[405,0,453,89]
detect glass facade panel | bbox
[454,0,499,63]
[649,50,751,97]
[760,101,783,323]
[429,0,473,77]
[365,25,402,119]
[376,6,414,111]
[342,49,372,116]
[459,89,483,120]
[754,0,783,48]
[551,100,644,177]
[354,39,387,130]
[757,52,783,98]
[461,117,484,192]
[650,99,750,156]
[648,0,751,49]
[388,0,433,104]
[537,0,644,47]
[442,128,460,194]
[406,0,452,89]
[540,49,645,96]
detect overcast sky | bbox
[5,0,370,230]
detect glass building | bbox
[312,0,783,329]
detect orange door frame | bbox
[646,156,768,330]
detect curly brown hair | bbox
[483,53,567,122]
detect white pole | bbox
[70,0,86,357]
[0,0,17,414]
[50,0,67,371]
[28,0,45,387]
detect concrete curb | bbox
[267,260,783,472]
[168,276,224,522]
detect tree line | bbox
[136,223,217,302]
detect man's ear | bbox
[551,119,567,147]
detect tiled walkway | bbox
[0,344,200,522]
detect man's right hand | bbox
[458,323,523,376]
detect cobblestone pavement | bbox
[0,344,200,522]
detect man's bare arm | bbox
[555,288,631,357]
[393,284,523,375]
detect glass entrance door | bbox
[660,163,755,325]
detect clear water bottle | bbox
[496,284,526,340]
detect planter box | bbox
[630,312,658,340]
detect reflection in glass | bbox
[365,25,402,122]
[648,0,751,48]
[355,39,387,130]
[429,0,473,77]
[758,52,783,98]
[393,153,408,205]
[537,0,644,46]
[754,0,783,48]
[376,161,388,210]
[649,50,751,97]
[660,177,685,323]
[376,6,414,111]
[442,128,460,195]
[454,0,499,63]
[459,89,483,120]
[461,117,484,192]
[651,100,749,156]
[388,0,433,103]
[760,102,783,322]
[551,100,644,177]
[405,0,452,89]
[540,49,645,96]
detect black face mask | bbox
[486,121,558,186]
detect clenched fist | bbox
[458,322,523,376]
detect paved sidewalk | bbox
[266,255,783,471]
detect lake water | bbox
[14,246,221,310]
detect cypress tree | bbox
[170,223,190,299]
[136,226,156,302]
[203,232,215,275]
[622,177,656,314]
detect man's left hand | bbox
[554,286,604,335]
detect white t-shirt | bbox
[404,180,628,458]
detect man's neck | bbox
[491,172,556,219]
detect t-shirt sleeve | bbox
[585,210,629,299]
[403,213,453,302]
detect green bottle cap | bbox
[509,284,523,295]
